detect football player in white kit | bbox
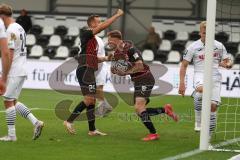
[179,21,232,137]
[95,35,113,117]
[0,4,44,141]
[0,14,10,95]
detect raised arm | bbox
[92,9,123,35]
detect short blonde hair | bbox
[200,21,206,29]
[0,4,13,16]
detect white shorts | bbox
[193,74,221,105]
[3,76,26,101]
[95,62,107,86]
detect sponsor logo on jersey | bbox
[198,52,220,60]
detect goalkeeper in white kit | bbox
[108,30,178,141]
[179,21,232,137]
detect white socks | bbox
[6,106,16,137]
[210,111,217,136]
[15,102,38,126]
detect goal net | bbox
[210,0,240,152]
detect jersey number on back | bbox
[20,33,26,53]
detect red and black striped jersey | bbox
[77,27,98,70]
[113,41,150,81]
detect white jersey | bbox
[0,19,7,39]
[95,35,106,66]
[183,39,229,80]
[96,36,105,57]
[6,23,27,77]
[95,36,107,86]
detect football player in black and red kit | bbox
[63,10,123,136]
[108,30,179,141]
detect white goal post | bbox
[199,0,217,150]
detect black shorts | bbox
[133,72,155,104]
[76,66,96,96]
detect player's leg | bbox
[95,85,112,117]
[134,76,159,141]
[210,102,217,137]
[0,77,18,141]
[95,66,112,117]
[146,103,178,122]
[15,101,44,140]
[64,67,106,135]
[193,87,203,132]
[64,99,87,134]
[12,76,44,140]
[193,76,203,131]
[84,68,106,136]
[64,67,90,134]
[140,72,178,121]
[209,81,221,139]
[135,97,159,141]
[64,95,95,135]
[0,100,17,141]
[85,95,106,136]
[95,85,104,116]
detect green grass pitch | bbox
[0,89,238,160]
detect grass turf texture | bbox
[0,89,238,160]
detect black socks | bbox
[67,101,87,122]
[139,111,156,134]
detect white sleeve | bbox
[220,44,229,60]
[6,29,15,50]
[96,37,105,57]
[0,19,7,39]
[183,46,194,62]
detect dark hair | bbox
[87,15,100,26]
[0,4,13,16]
[107,30,122,39]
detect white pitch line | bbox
[161,149,203,160]
[161,138,240,160]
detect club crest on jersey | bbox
[10,33,16,41]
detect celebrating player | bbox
[178,21,232,135]
[0,4,44,141]
[63,10,123,135]
[108,30,178,141]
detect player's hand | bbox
[110,67,126,76]
[178,83,186,97]
[115,9,124,17]
[220,61,232,69]
[0,78,6,96]
[116,71,127,76]
[107,53,114,61]
[226,62,233,69]
[111,67,117,74]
